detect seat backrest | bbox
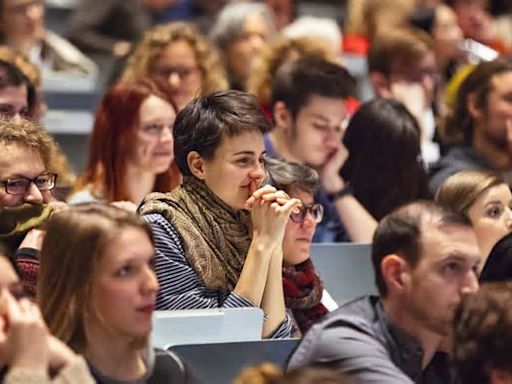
[311,243,376,305]
[151,307,264,349]
[169,339,300,384]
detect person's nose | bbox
[26,2,42,20]
[23,182,44,205]
[160,125,174,145]
[141,264,159,295]
[460,269,479,296]
[301,211,316,229]
[168,72,181,88]
[249,34,265,53]
[249,160,265,182]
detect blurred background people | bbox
[70,80,180,206]
[210,2,276,91]
[431,58,512,193]
[341,98,431,221]
[0,0,97,84]
[122,21,227,110]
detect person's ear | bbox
[187,151,206,180]
[369,72,393,98]
[467,92,483,120]
[272,101,293,131]
[381,254,410,295]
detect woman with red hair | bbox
[70,80,180,205]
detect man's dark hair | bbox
[454,282,512,384]
[0,60,36,118]
[372,200,471,296]
[443,57,512,145]
[173,90,271,176]
[270,57,355,119]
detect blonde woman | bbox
[122,21,228,110]
[435,170,512,270]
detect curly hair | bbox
[122,21,228,96]
[454,282,512,384]
[248,35,333,108]
[0,116,57,170]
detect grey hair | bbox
[264,157,320,195]
[210,2,276,50]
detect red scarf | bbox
[282,259,328,334]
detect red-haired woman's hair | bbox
[76,80,180,202]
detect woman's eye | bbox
[144,124,162,133]
[486,206,502,218]
[115,265,133,277]
[236,158,251,167]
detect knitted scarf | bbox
[282,259,328,333]
[0,204,53,252]
[139,176,251,292]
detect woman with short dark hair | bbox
[139,90,300,338]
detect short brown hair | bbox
[368,28,434,77]
[0,116,57,169]
[372,200,471,296]
[435,170,505,216]
[173,90,271,176]
[454,282,512,384]
[38,203,154,351]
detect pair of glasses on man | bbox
[1,172,57,195]
[289,203,324,224]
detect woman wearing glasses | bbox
[140,90,300,338]
[0,117,63,298]
[265,157,335,335]
[122,22,228,111]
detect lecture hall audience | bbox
[2,1,512,383]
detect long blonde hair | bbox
[38,203,154,351]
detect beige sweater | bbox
[3,356,95,384]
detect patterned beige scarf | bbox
[139,176,252,292]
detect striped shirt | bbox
[144,213,292,339]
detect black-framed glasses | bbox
[290,203,324,224]
[1,172,57,195]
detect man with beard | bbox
[287,200,480,383]
[429,57,512,193]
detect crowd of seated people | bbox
[2,1,512,383]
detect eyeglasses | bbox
[1,172,57,195]
[290,203,324,224]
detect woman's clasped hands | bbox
[244,182,302,248]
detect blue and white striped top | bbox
[144,213,292,339]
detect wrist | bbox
[322,176,345,195]
[251,234,279,252]
[327,183,353,202]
